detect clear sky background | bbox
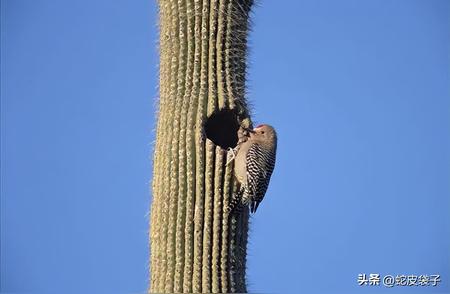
[1,0,449,293]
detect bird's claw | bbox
[226,147,236,165]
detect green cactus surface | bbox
[149,0,253,293]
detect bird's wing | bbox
[245,143,276,211]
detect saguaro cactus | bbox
[149,0,254,293]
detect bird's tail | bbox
[250,200,260,213]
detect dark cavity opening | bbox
[204,109,240,149]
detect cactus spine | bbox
[149,0,253,293]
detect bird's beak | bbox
[244,127,256,134]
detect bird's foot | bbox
[226,147,236,165]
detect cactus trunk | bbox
[149,0,253,293]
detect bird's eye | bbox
[261,131,265,134]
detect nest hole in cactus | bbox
[204,108,240,149]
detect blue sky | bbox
[1,0,449,293]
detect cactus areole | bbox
[149,0,254,293]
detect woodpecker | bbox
[229,124,277,213]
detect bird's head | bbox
[252,124,277,144]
